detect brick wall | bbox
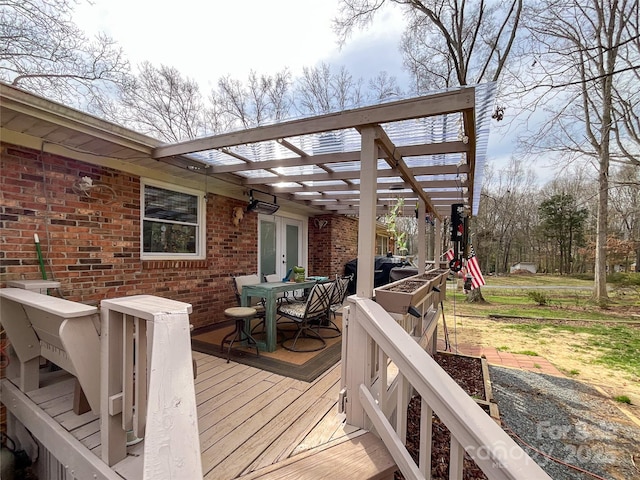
[0,143,362,326]
[0,143,258,328]
[308,214,358,277]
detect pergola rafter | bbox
[147,85,495,219]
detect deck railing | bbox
[342,296,551,480]
[100,295,202,479]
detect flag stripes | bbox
[466,245,486,289]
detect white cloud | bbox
[73,0,407,89]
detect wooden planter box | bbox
[435,350,501,424]
[374,269,448,314]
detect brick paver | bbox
[437,339,564,376]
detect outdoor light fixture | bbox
[247,190,280,215]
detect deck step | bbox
[239,431,397,480]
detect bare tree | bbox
[368,71,403,101]
[609,165,640,270]
[335,1,522,302]
[0,0,130,111]
[334,0,522,90]
[295,63,364,115]
[475,158,537,274]
[522,0,639,302]
[211,69,293,130]
[114,62,205,142]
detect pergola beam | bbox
[152,88,475,158]
[272,178,467,194]
[300,190,466,201]
[321,205,451,217]
[242,164,468,185]
[206,141,470,174]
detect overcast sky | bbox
[73,0,410,89]
[72,0,540,182]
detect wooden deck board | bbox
[238,431,396,480]
[196,363,268,405]
[207,365,345,479]
[198,370,275,433]
[72,418,100,442]
[5,352,393,479]
[330,422,361,441]
[27,375,75,403]
[39,391,74,417]
[245,396,336,473]
[198,376,302,451]
[294,404,347,454]
[57,408,98,431]
[201,385,301,476]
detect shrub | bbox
[614,395,631,404]
[527,290,550,306]
[607,272,640,287]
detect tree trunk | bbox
[466,287,486,303]
[594,176,609,301]
[594,35,614,303]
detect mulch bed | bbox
[433,353,485,400]
[395,353,489,480]
[383,280,429,293]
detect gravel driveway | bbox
[489,366,640,480]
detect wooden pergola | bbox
[151,84,495,297]
[0,82,495,298]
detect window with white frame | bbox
[141,179,205,259]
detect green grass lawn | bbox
[442,273,640,382]
[481,274,594,287]
[445,274,640,323]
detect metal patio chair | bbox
[313,274,352,339]
[278,281,334,352]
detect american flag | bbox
[444,248,455,261]
[466,245,486,289]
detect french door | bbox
[258,215,305,281]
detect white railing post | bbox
[419,398,432,479]
[100,295,202,479]
[142,309,201,480]
[449,438,464,480]
[101,303,126,466]
[343,296,372,429]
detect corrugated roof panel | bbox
[404,154,461,168]
[300,180,350,187]
[272,165,326,176]
[471,82,497,215]
[234,169,277,179]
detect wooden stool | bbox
[222,307,260,363]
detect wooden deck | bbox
[4,351,396,479]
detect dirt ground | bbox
[442,315,640,416]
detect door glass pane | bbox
[286,224,299,271]
[260,220,277,277]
